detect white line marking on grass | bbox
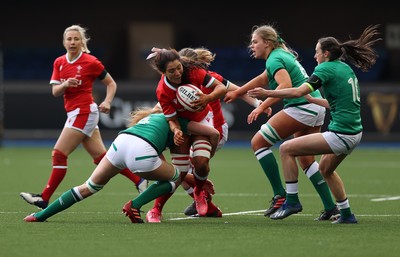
[167,210,315,221]
[168,210,265,220]
[370,196,400,202]
[166,211,400,221]
[6,211,400,219]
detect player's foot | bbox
[206,206,222,217]
[264,194,286,217]
[122,200,144,223]
[146,208,162,223]
[20,192,48,210]
[269,201,303,220]
[183,201,197,216]
[194,189,208,216]
[314,206,340,221]
[331,214,358,224]
[23,213,42,222]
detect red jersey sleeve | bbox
[187,68,215,89]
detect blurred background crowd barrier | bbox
[1,3,399,144]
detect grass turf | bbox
[1,145,399,257]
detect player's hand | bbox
[247,107,264,124]
[224,90,238,103]
[191,91,207,111]
[173,129,184,146]
[98,101,111,114]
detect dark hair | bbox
[147,48,206,77]
[148,48,181,74]
[318,24,382,72]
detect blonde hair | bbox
[63,24,91,53]
[127,106,163,127]
[251,25,298,59]
[179,47,215,69]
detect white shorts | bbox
[199,110,214,127]
[284,103,326,127]
[322,131,362,155]
[106,133,162,173]
[65,103,99,137]
[196,110,227,150]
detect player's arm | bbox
[51,77,79,97]
[304,94,330,109]
[98,73,117,114]
[224,70,268,103]
[193,78,227,110]
[167,116,185,146]
[228,82,263,107]
[251,82,311,99]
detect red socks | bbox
[41,149,67,201]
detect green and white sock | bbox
[337,198,352,217]
[305,162,336,211]
[35,188,82,221]
[256,147,285,197]
[285,181,299,204]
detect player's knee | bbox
[192,157,210,174]
[250,136,259,151]
[168,167,181,193]
[171,153,190,173]
[191,140,211,172]
[85,178,104,194]
[318,163,333,178]
[93,152,106,165]
[52,149,67,166]
[279,141,291,156]
[259,124,281,145]
[192,140,211,159]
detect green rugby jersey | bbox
[266,48,322,108]
[120,113,189,154]
[312,60,362,134]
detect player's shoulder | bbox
[81,53,100,62]
[53,54,66,64]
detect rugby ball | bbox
[176,84,202,112]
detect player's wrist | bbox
[253,99,262,108]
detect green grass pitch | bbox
[1,145,399,257]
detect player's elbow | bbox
[293,89,306,98]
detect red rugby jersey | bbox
[50,52,106,113]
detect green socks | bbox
[257,148,286,197]
[305,162,336,211]
[132,181,172,209]
[35,189,81,221]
